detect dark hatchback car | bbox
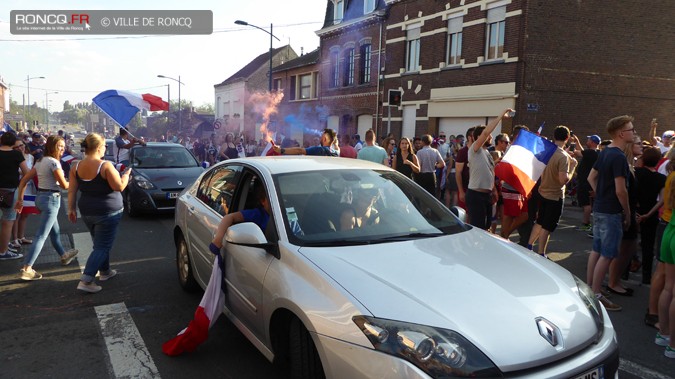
[125,142,203,216]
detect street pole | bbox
[178,75,181,131]
[45,91,58,129]
[269,23,273,92]
[25,75,45,127]
[234,20,280,92]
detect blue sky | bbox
[0,0,326,112]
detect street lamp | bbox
[45,91,58,128]
[157,75,183,130]
[24,75,45,127]
[235,20,280,92]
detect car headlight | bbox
[573,275,604,342]
[133,175,156,190]
[353,316,502,378]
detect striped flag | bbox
[494,130,557,196]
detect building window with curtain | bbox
[485,5,506,61]
[446,15,463,66]
[300,74,312,99]
[343,48,355,86]
[359,44,371,84]
[330,51,339,88]
[406,24,421,72]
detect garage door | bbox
[439,117,502,140]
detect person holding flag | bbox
[272,128,338,157]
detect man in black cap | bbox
[27,132,45,161]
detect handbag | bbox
[0,188,16,208]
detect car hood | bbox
[134,166,203,189]
[298,229,598,371]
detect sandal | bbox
[19,237,33,244]
[645,312,658,329]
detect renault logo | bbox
[177,180,183,186]
[535,317,561,347]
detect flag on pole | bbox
[536,121,545,136]
[162,252,225,356]
[260,140,280,156]
[92,90,169,128]
[494,130,557,197]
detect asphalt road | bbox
[0,198,673,379]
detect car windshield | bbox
[274,169,467,246]
[132,146,199,168]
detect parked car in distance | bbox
[125,142,203,216]
[104,139,115,162]
[173,156,619,379]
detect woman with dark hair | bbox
[0,132,30,260]
[218,133,238,161]
[67,133,131,293]
[392,137,420,179]
[15,136,78,280]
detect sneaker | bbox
[656,332,671,347]
[577,223,592,232]
[97,269,117,281]
[596,294,622,311]
[77,281,102,293]
[20,268,42,281]
[8,240,21,249]
[0,251,23,260]
[7,245,19,253]
[666,346,675,359]
[587,230,594,238]
[60,249,79,266]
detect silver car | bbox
[173,157,618,379]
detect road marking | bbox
[73,232,93,272]
[620,358,673,379]
[95,302,161,379]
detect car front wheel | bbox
[289,318,325,379]
[176,234,199,292]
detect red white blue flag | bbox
[162,252,224,356]
[93,90,169,128]
[495,130,556,197]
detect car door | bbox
[186,164,243,286]
[223,169,277,341]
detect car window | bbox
[131,146,199,168]
[274,169,467,246]
[198,165,242,215]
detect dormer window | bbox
[334,0,344,23]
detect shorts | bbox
[535,197,563,232]
[502,188,528,217]
[592,213,623,258]
[656,219,668,263]
[0,188,18,221]
[445,172,458,191]
[577,181,592,207]
[660,222,675,264]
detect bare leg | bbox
[0,219,15,253]
[537,229,551,256]
[658,263,675,339]
[608,239,636,291]
[528,223,542,247]
[650,262,666,317]
[592,256,613,295]
[587,250,601,287]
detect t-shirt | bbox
[416,146,444,173]
[455,146,470,191]
[306,145,338,157]
[27,141,44,161]
[35,156,62,191]
[357,145,388,164]
[241,207,270,230]
[113,136,131,163]
[635,167,666,216]
[592,147,629,214]
[467,144,495,191]
[0,149,25,188]
[576,149,598,184]
[339,145,357,159]
[538,147,570,201]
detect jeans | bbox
[592,212,623,258]
[24,192,66,266]
[81,209,123,282]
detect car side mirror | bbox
[450,206,467,223]
[225,222,279,259]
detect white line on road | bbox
[95,302,161,379]
[620,358,674,379]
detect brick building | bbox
[381,0,675,140]
[316,0,388,138]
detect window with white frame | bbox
[300,74,312,99]
[343,48,355,86]
[360,43,372,84]
[406,24,421,72]
[485,5,506,60]
[446,15,463,65]
[334,0,344,23]
[273,78,282,92]
[330,50,339,88]
[364,0,376,14]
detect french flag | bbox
[21,193,40,215]
[495,130,557,197]
[163,250,225,356]
[61,154,76,165]
[93,90,169,128]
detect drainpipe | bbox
[375,18,383,137]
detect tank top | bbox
[396,153,415,179]
[75,161,123,216]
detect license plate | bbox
[572,366,603,379]
[167,192,179,199]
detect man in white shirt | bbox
[113,128,144,166]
